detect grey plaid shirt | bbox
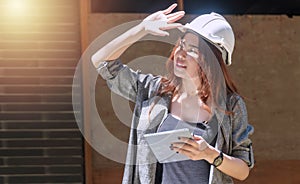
[97,59,254,184]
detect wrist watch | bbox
[212,151,223,167]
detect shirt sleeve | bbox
[230,95,255,168]
[96,58,161,102]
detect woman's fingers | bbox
[172,142,202,160]
[172,142,195,152]
[172,136,208,151]
[191,135,208,150]
[160,23,183,30]
[172,137,199,149]
[175,148,195,158]
[144,11,164,21]
[162,3,178,15]
[143,4,185,37]
[193,135,204,141]
[197,140,209,151]
[145,4,183,22]
[166,11,185,23]
[143,20,170,36]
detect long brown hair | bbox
[207,42,239,96]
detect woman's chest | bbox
[170,98,211,123]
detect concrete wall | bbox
[87,13,300,183]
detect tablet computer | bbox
[143,128,192,163]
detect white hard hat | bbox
[184,12,235,65]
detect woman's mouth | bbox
[176,62,187,69]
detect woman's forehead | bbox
[182,32,200,45]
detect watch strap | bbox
[212,151,223,167]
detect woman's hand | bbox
[91,3,184,67]
[172,136,251,181]
[142,3,185,36]
[172,135,216,162]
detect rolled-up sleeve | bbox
[97,59,124,80]
[230,95,255,168]
[96,58,161,102]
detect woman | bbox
[91,3,254,184]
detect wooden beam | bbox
[177,0,184,11]
[79,0,92,184]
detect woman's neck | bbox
[179,77,201,96]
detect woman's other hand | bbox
[172,135,250,180]
[172,135,216,162]
[142,3,185,36]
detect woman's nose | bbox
[178,48,187,58]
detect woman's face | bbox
[173,32,202,80]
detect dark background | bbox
[91,0,300,16]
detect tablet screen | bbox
[143,128,192,163]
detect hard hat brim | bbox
[178,26,232,65]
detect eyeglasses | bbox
[178,39,200,59]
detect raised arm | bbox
[91,3,185,68]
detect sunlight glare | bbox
[5,0,26,16]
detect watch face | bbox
[214,157,223,167]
